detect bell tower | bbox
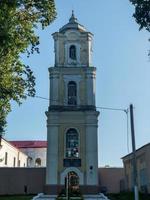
[45,11,100,195]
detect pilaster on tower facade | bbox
[45,11,100,195]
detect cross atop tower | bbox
[69,10,77,23]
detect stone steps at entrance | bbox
[32,193,110,200]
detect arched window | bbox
[69,45,76,60]
[66,129,79,158]
[68,81,77,105]
[35,158,41,167]
[5,152,8,165]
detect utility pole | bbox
[130,104,139,200]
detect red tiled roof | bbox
[9,141,47,148]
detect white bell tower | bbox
[45,11,100,196]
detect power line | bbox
[96,106,127,113]
[26,93,130,153]
[34,95,49,101]
[28,94,128,112]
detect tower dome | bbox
[59,11,87,33]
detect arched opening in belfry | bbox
[66,128,79,158]
[69,45,76,60]
[68,81,77,105]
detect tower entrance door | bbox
[65,171,79,191]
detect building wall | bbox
[123,143,150,193]
[99,168,124,193]
[146,145,150,193]
[0,167,123,195]
[20,147,46,167]
[49,67,96,107]
[53,30,92,68]
[0,168,45,195]
[46,110,99,186]
[0,139,28,167]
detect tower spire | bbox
[72,10,74,17]
[69,10,77,23]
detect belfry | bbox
[34,12,109,200]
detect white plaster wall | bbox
[49,69,59,106]
[53,30,93,67]
[46,123,59,184]
[86,125,98,185]
[0,139,28,167]
[86,70,96,106]
[85,112,99,185]
[18,151,28,167]
[87,34,93,66]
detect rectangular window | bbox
[140,168,147,186]
[18,160,20,167]
[5,152,8,165]
[13,157,16,167]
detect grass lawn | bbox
[0,195,33,200]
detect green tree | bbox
[129,0,150,31]
[129,0,150,54]
[0,0,56,134]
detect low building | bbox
[10,140,47,167]
[0,137,28,167]
[99,167,125,193]
[122,143,150,193]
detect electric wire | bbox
[29,94,127,112]
[26,93,130,153]
[96,106,127,113]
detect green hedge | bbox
[108,192,150,200]
[0,195,33,200]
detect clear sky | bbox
[5,0,150,167]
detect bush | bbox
[108,192,150,200]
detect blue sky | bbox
[5,0,150,167]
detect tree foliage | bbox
[0,0,56,134]
[129,0,150,31]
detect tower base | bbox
[32,193,110,200]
